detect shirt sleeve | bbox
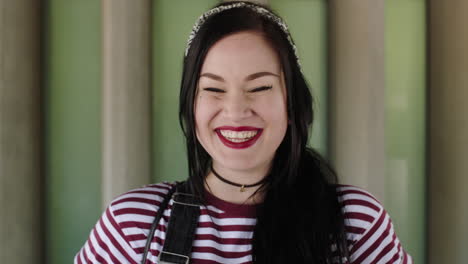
[339,186,413,264]
[348,207,413,264]
[74,205,140,264]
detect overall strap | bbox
[141,183,178,264]
[158,182,202,264]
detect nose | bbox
[222,92,253,122]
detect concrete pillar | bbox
[0,0,42,262]
[328,0,386,200]
[102,0,152,206]
[428,1,468,263]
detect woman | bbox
[75,2,412,263]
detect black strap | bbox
[141,182,202,264]
[141,183,177,264]
[159,182,202,264]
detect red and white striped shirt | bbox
[74,183,412,264]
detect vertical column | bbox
[102,0,152,206]
[328,0,386,200]
[428,1,468,263]
[0,0,41,262]
[385,1,427,262]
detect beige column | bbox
[0,0,42,262]
[328,0,386,200]
[102,0,152,206]
[428,1,468,263]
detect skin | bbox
[194,31,288,204]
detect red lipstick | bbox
[215,126,263,149]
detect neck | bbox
[204,165,268,205]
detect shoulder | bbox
[335,185,383,242]
[108,182,175,224]
[335,184,383,224]
[335,185,383,247]
[105,182,176,258]
[73,182,177,263]
[335,185,412,264]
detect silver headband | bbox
[184,1,301,69]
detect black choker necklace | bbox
[211,166,267,192]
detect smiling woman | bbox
[195,31,288,203]
[75,1,412,264]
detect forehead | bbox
[200,31,281,77]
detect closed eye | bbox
[249,85,272,93]
[203,88,225,93]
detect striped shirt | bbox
[74,183,412,264]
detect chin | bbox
[216,157,267,173]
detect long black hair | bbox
[179,1,349,263]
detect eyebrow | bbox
[199,71,280,82]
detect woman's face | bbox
[194,31,288,175]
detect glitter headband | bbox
[184,1,301,69]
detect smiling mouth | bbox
[219,130,258,142]
[215,127,263,149]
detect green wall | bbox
[44,0,101,263]
[270,0,328,156]
[152,0,237,183]
[385,1,426,263]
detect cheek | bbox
[194,95,218,136]
[256,93,288,120]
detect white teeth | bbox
[219,130,258,141]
